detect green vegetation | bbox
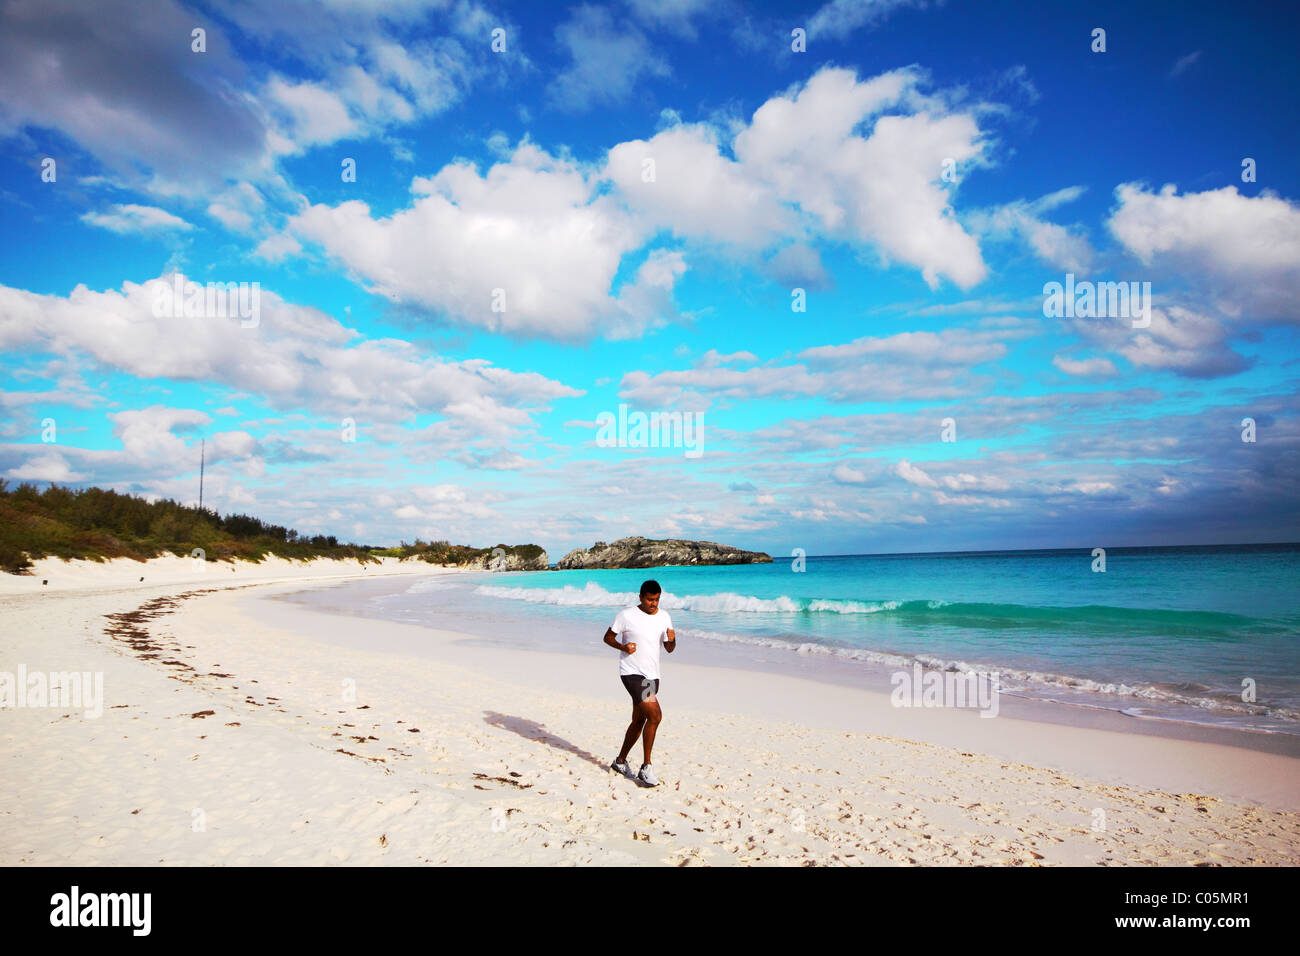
[0,480,548,574]
[396,540,547,566]
[0,479,378,573]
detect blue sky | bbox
[1,0,1297,558]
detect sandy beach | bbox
[2,557,1297,866]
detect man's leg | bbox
[639,695,662,765]
[617,702,647,763]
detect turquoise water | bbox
[412,544,1300,734]
[321,544,1300,734]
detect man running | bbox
[603,579,675,787]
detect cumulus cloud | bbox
[1070,305,1251,379]
[606,123,795,248]
[5,451,88,482]
[733,67,988,288]
[290,142,680,341]
[109,406,210,461]
[1107,183,1300,320]
[0,274,582,432]
[603,66,991,287]
[282,66,996,341]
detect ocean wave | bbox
[468,581,1296,729]
[671,626,1300,726]
[474,582,904,614]
[472,582,1269,631]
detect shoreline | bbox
[265,578,1300,809]
[282,573,1300,760]
[3,560,1297,865]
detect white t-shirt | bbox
[611,605,673,680]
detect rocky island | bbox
[555,536,772,570]
[398,541,549,571]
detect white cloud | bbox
[265,66,996,338]
[81,204,192,234]
[765,243,831,289]
[1107,183,1300,319]
[265,77,358,149]
[934,490,1011,508]
[5,451,88,482]
[807,0,934,39]
[698,349,759,367]
[1052,354,1118,377]
[1117,307,1250,378]
[0,274,582,433]
[969,187,1095,273]
[0,0,270,196]
[734,67,988,288]
[1169,51,1202,78]
[801,326,1014,368]
[896,458,938,488]
[206,183,266,233]
[604,65,991,290]
[618,323,1029,407]
[628,0,715,38]
[109,406,210,460]
[1072,305,1249,379]
[290,142,678,340]
[606,123,795,248]
[1069,481,1117,494]
[253,233,304,263]
[0,0,483,196]
[548,6,669,111]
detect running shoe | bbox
[637,763,660,787]
[611,757,631,777]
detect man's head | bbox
[639,579,661,613]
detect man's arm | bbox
[664,628,676,653]
[603,627,635,654]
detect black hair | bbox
[639,579,661,597]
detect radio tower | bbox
[199,439,205,511]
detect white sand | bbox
[2,557,1297,866]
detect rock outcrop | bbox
[406,543,548,571]
[555,536,771,570]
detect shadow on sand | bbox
[483,711,607,770]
